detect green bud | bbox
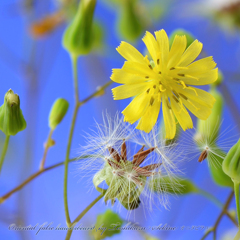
[222,139,240,183]
[92,209,123,240]
[208,148,233,188]
[196,88,223,143]
[0,89,26,136]
[49,98,69,130]
[169,29,195,48]
[117,0,143,41]
[149,176,198,195]
[62,0,96,56]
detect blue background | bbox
[0,0,240,239]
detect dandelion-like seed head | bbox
[77,113,183,213]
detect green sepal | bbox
[0,89,26,136]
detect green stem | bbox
[64,54,80,227]
[0,135,10,174]
[234,180,240,226]
[65,193,105,240]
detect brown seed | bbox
[198,150,208,163]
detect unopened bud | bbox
[222,139,240,183]
[92,209,123,240]
[212,69,223,87]
[0,89,26,136]
[117,0,143,41]
[49,98,69,130]
[62,0,96,57]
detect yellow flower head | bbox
[111,29,218,139]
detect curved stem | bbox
[65,193,105,240]
[64,54,80,227]
[234,181,240,226]
[0,135,10,174]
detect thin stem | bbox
[0,135,10,174]
[64,54,80,227]
[65,193,105,240]
[39,129,54,170]
[201,191,234,240]
[78,80,112,107]
[197,188,237,225]
[0,155,94,203]
[234,181,240,226]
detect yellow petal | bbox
[183,56,217,75]
[181,97,212,120]
[112,83,149,100]
[179,68,218,86]
[122,91,151,124]
[178,40,203,67]
[142,31,159,64]
[170,95,193,131]
[173,83,216,108]
[122,61,158,79]
[167,35,187,69]
[155,29,169,69]
[136,98,161,133]
[162,94,176,139]
[111,69,147,84]
[116,41,146,64]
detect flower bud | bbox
[169,29,195,48]
[222,139,240,183]
[0,89,26,136]
[117,0,143,41]
[92,209,123,240]
[62,0,96,56]
[196,88,223,143]
[49,98,69,130]
[149,176,198,195]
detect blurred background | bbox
[0,0,240,239]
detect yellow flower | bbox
[111,29,218,139]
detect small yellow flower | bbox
[111,29,218,139]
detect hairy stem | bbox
[65,193,105,240]
[0,135,10,174]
